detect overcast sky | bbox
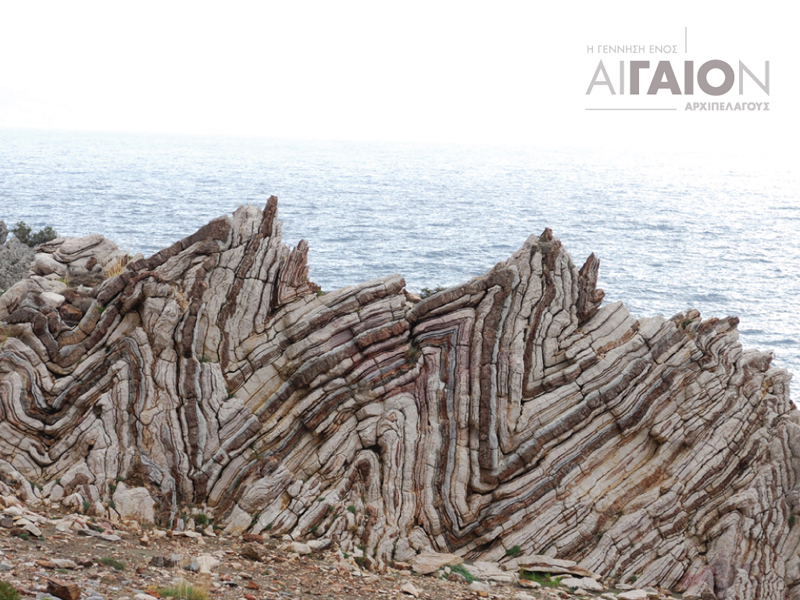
[0,1,795,152]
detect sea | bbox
[1,128,799,378]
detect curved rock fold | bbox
[0,198,797,600]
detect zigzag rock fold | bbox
[0,199,798,599]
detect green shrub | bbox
[11,222,57,247]
[505,545,522,557]
[99,557,125,571]
[419,286,446,299]
[158,581,208,600]
[449,563,475,583]
[519,570,559,587]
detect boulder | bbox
[411,552,462,575]
[112,484,155,524]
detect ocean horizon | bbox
[2,127,798,377]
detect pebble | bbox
[400,581,420,597]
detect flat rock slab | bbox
[411,552,463,575]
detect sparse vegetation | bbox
[505,545,522,558]
[0,580,21,600]
[790,515,796,527]
[347,505,356,514]
[99,557,125,571]
[158,581,208,600]
[404,344,420,364]
[419,286,446,299]
[449,563,475,583]
[11,222,57,247]
[194,513,210,527]
[519,570,559,587]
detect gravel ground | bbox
[0,503,569,600]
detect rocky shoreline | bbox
[0,200,797,600]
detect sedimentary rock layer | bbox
[0,199,797,600]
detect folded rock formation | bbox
[0,199,797,600]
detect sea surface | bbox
[1,129,799,378]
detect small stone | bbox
[197,554,221,574]
[468,581,490,597]
[518,579,542,589]
[307,538,331,551]
[134,595,158,600]
[246,581,260,590]
[50,559,78,570]
[400,581,420,598]
[242,533,264,543]
[182,559,199,573]
[0,561,12,572]
[560,577,603,592]
[283,541,312,555]
[618,591,650,600]
[45,579,81,600]
[40,292,65,308]
[36,559,56,569]
[241,543,266,562]
[448,571,467,583]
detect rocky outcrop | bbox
[0,220,35,293]
[0,199,797,600]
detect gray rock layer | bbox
[0,199,798,600]
[0,232,35,292]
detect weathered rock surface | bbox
[0,198,798,600]
[0,233,35,292]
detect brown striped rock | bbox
[0,198,798,600]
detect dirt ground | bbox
[0,504,567,600]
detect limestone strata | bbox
[0,198,798,600]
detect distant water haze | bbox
[1,128,798,376]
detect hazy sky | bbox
[0,1,795,151]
